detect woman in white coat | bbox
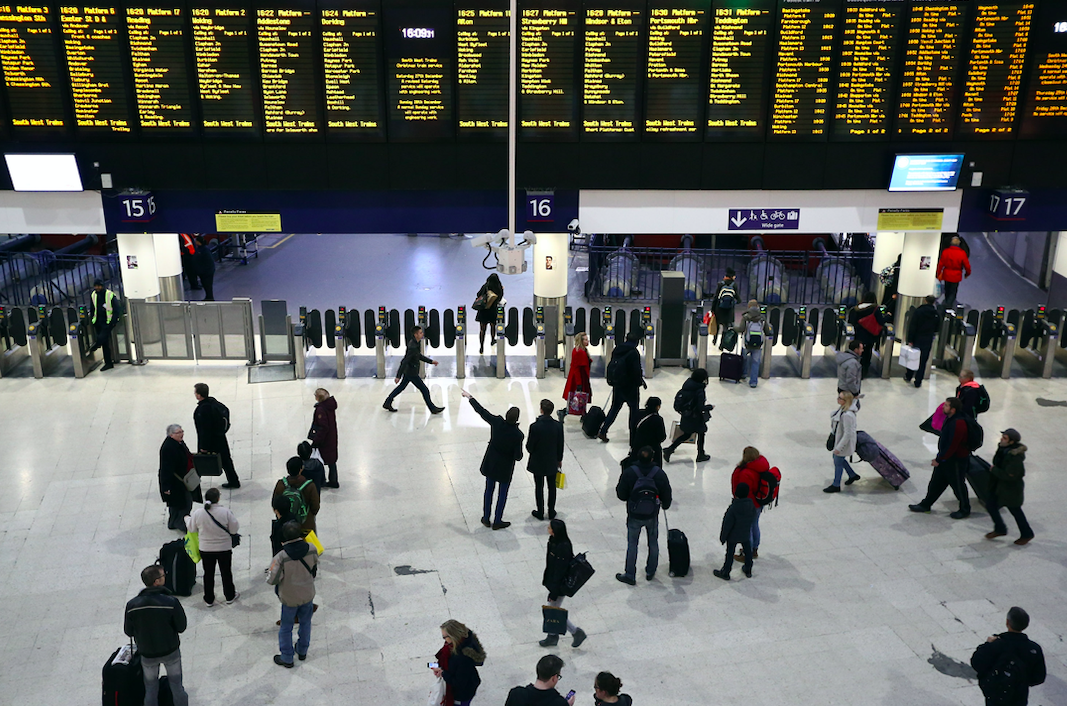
[187,487,240,606]
[825,391,861,493]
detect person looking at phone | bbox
[431,619,485,706]
[505,654,576,706]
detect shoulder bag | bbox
[205,506,242,548]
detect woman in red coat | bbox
[308,388,339,488]
[935,236,971,308]
[560,332,592,421]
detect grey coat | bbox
[836,351,862,394]
[267,539,318,607]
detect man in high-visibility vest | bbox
[88,280,121,370]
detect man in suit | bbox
[383,326,444,413]
[527,399,565,520]
[193,382,239,489]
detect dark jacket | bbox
[676,377,710,435]
[308,395,338,465]
[475,278,504,324]
[272,474,320,533]
[630,408,667,466]
[395,338,433,378]
[849,302,888,345]
[159,436,199,506]
[990,443,1027,508]
[542,536,573,598]
[936,415,970,462]
[439,632,486,701]
[193,396,228,452]
[714,277,738,315]
[616,459,672,516]
[301,458,326,494]
[908,303,941,342]
[193,243,215,276]
[720,496,757,545]
[526,414,564,477]
[956,380,986,418]
[124,586,187,659]
[470,397,524,483]
[505,684,570,706]
[971,631,1046,705]
[608,340,644,393]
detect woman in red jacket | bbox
[308,388,339,488]
[936,236,971,308]
[731,446,769,560]
[560,332,591,422]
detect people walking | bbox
[159,424,200,531]
[712,268,738,344]
[904,295,941,388]
[936,235,971,308]
[475,273,504,354]
[825,391,861,492]
[559,332,591,422]
[124,565,189,706]
[461,390,524,530]
[971,607,1046,706]
[186,487,240,606]
[984,428,1035,545]
[615,446,672,585]
[527,399,564,521]
[268,521,318,668]
[629,397,666,468]
[192,235,216,301]
[308,388,339,488]
[296,441,326,494]
[192,382,240,489]
[713,482,757,581]
[736,299,770,387]
[88,279,122,370]
[850,292,889,379]
[432,620,486,706]
[909,397,971,518]
[598,331,646,442]
[836,340,863,396]
[383,325,444,414]
[956,370,990,419]
[732,446,771,559]
[663,369,712,464]
[273,457,320,534]
[539,519,588,648]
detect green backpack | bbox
[282,478,311,521]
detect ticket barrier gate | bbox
[772,306,815,378]
[693,318,709,371]
[876,323,898,380]
[935,308,976,375]
[821,306,854,355]
[1015,306,1061,379]
[759,306,772,380]
[535,307,546,379]
[495,305,507,379]
[975,307,1016,379]
[28,305,67,378]
[562,308,574,374]
[375,307,388,379]
[70,306,105,378]
[455,308,467,380]
[292,320,306,379]
[642,322,656,377]
[602,305,615,372]
[0,305,31,377]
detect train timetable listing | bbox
[383,2,453,140]
[1020,3,1067,136]
[583,3,643,138]
[769,0,837,139]
[0,4,66,131]
[321,2,383,137]
[832,0,905,139]
[895,1,967,138]
[519,2,578,139]
[59,4,132,134]
[645,1,707,138]
[191,6,257,133]
[958,2,1034,137]
[257,6,321,135]
[456,5,509,136]
[126,6,193,131]
[707,0,773,138]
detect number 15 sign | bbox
[119,192,157,223]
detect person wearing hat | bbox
[88,279,122,370]
[984,428,1034,545]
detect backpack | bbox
[975,384,991,415]
[281,478,311,521]
[962,414,984,452]
[673,387,696,414]
[744,320,764,349]
[755,466,781,508]
[214,399,231,433]
[605,348,634,388]
[627,465,661,518]
[717,283,736,310]
[980,647,1029,706]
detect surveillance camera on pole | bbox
[470,228,535,275]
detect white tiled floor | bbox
[2,360,1065,706]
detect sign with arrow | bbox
[727,208,800,231]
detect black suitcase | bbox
[719,352,743,383]
[582,406,606,438]
[967,455,992,507]
[664,512,690,577]
[102,643,144,706]
[158,676,174,706]
[159,538,196,596]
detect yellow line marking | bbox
[263,233,296,249]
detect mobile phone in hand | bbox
[566,690,576,699]
[428,662,438,669]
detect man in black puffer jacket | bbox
[124,565,188,706]
[905,295,941,388]
[598,331,646,443]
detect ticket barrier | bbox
[70,306,102,378]
[1015,306,1061,379]
[773,306,815,378]
[602,305,615,374]
[935,308,976,375]
[876,323,899,380]
[759,306,772,380]
[821,306,854,355]
[693,321,709,372]
[975,307,1016,379]
[0,305,31,377]
[28,305,67,378]
[292,320,306,380]
[535,308,546,380]
[417,306,429,378]
[495,305,507,379]
[455,308,467,380]
[375,306,388,379]
[562,308,574,374]
[334,306,347,379]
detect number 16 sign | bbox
[526,191,554,223]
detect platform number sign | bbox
[120,192,157,223]
[988,190,1028,221]
[526,192,554,223]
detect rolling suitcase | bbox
[102,642,144,706]
[159,538,196,596]
[867,440,910,489]
[582,406,606,438]
[967,455,992,506]
[719,352,744,383]
[664,511,690,577]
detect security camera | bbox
[567,219,580,234]
[521,230,537,245]
[469,229,508,249]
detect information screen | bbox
[519,0,579,140]
[895,0,967,138]
[1019,2,1066,138]
[456,2,509,139]
[644,1,707,139]
[126,6,194,132]
[383,1,453,141]
[257,4,322,135]
[0,4,67,133]
[191,5,257,134]
[707,0,773,139]
[889,152,964,191]
[582,2,643,139]
[769,0,838,140]
[958,2,1034,138]
[832,0,904,140]
[59,4,132,134]
[320,0,384,139]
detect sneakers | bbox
[492,521,511,530]
[225,592,240,605]
[615,573,636,586]
[382,401,397,412]
[204,599,216,607]
[908,504,930,513]
[712,569,730,581]
[538,634,559,647]
[274,655,294,668]
[572,628,588,648]
[695,454,711,463]
[985,531,1007,539]
[845,475,860,486]
[949,510,970,519]
[823,485,841,493]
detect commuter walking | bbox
[836,339,863,396]
[124,565,189,706]
[383,325,444,414]
[594,673,632,706]
[713,482,757,581]
[273,457,320,534]
[474,273,504,354]
[904,295,941,388]
[559,331,591,422]
[539,519,588,648]
[712,267,738,344]
[432,619,486,706]
[88,279,121,371]
[297,441,326,494]
[308,388,339,488]
[505,655,576,706]
[186,487,240,606]
[735,299,770,388]
[910,397,971,518]
[615,446,672,585]
[936,235,971,308]
[192,382,240,489]
[956,369,990,419]
[179,233,200,290]
[159,424,200,531]
[598,331,646,442]
[268,521,318,668]
[850,292,889,379]
[984,429,1035,545]
[663,369,712,464]
[629,397,666,468]
[732,446,772,559]
[192,235,216,301]
[527,399,564,521]
[971,607,1046,706]
[825,391,861,493]
[461,390,524,530]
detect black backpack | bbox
[717,283,737,310]
[755,467,781,508]
[980,647,1029,706]
[605,348,634,388]
[627,466,661,518]
[962,414,984,452]
[673,387,696,414]
[975,384,991,415]
[214,399,231,433]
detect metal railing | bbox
[0,252,122,308]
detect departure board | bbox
[707,0,773,138]
[191,5,257,134]
[0,4,67,132]
[126,6,194,131]
[582,2,643,139]
[519,1,579,140]
[832,0,904,139]
[383,1,453,141]
[320,1,384,138]
[895,1,967,138]
[959,2,1034,137]
[456,3,509,138]
[59,4,132,134]
[769,0,838,139]
[644,1,707,138]
[1020,3,1067,137]
[257,5,322,135]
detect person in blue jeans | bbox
[268,521,318,667]
[825,391,861,493]
[462,390,524,530]
[615,446,672,585]
[735,300,770,388]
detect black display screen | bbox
[644,0,708,139]
[769,0,839,140]
[832,0,905,140]
[0,3,68,134]
[582,1,644,140]
[519,0,579,140]
[1020,2,1067,138]
[456,1,509,139]
[126,5,195,132]
[383,0,454,141]
[957,2,1033,138]
[191,4,258,135]
[321,0,385,139]
[257,3,322,135]
[59,4,133,135]
[895,0,968,138]
[706,0,773,139]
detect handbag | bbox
[310,447,324,463]
[306,529,324,555]
[931,404,947,431]
[542,605,569,634]
[472,294,487,310]
[562,552,595,597]
[427,675,446,706]
[205,506,241,548]
[184,531,201,563]
[919,414,941,436]
[671,421,695,444]
[825,430,836,452]
[555,471,566,490]
[567,390,589,416]
[898,344,921,371]
[858,312,882,336]
[179,469,200,492]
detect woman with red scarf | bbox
[431,619,486,706]
[559,332,592,422]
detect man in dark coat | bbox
[629,397,666,467]
[971,607,1046,706]
[125,565,189,706]
[985,428,1034,545]
[956,369,988,419]
[714,482,757,580]
[192,382,239,488]
[712,268,738,344]
[615,446,672,585]
[192,235,216,301]
[598,331,646,443]
[383,326,444,414]
[910,397,971,518]
[308,388,340,488]
[159,424,199,531]
[905,295,941,388]
[462,391,524,530]
[526,399,565,520]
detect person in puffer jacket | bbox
[825,391,861,493]
[432,619,487,706]
[984,428,1034,545]
[267,521,318,668]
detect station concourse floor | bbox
[2,357,1067,705]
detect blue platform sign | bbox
[728,208,800,231]
[526,191,554,223]
[119,192,157,223]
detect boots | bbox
[539,634,559,647]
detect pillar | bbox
[896,232,941,324]
[116,234,161,299]
[153,234,183,301]
[533,232,568,356]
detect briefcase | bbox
[192,453,223,477]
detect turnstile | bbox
[495,304,506,379]
[975,307,1015,379]
[936,308,976,375]
[0,305,31,377]
[773,306,814,378]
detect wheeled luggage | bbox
[582,406,605,438]
[664,511,690,577]
[719,352,744,383]
[967,455,992,506]
[159,538,196,596]
[102,643,144,706]
[867,440,910,489]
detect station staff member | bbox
[89,279,121,371]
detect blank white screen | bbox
[5,154,83,191]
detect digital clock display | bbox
[401,27,435,38]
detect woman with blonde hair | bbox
[560,331,592,422]
[825,391,861,492]
[431,619,486,706]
